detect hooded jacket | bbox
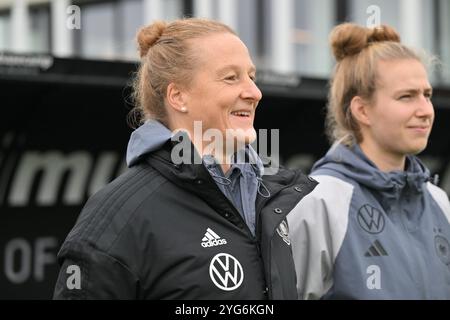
[288,143,450,299]
[53,121,317,300]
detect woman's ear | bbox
[166,82,188,113]
[350,96,371,126]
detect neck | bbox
[219,163,231,174]
[359,141,406,172]
[172,130,234,174]
[202,145,234,175]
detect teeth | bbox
[231,111,250,117]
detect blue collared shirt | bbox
[203,153,261,236]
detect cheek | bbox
[377,108,405,128]
[370,115,400,142]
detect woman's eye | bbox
[225,75,237,81]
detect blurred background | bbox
[1,0,450,299]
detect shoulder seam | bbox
[426,182,450,224]
[80,166,165,243]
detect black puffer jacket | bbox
[53,141,317,299]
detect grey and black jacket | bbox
[288,143,450,299]
[53,126,317,300]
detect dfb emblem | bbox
[276,220,291,245]
[209,253,244,291]
[434,235,450,266]
[357,204,385,234]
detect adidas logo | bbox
[365,239,388,257]
[201,228,227,248]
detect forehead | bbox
[376,59,430,91]
[189,33,255,71]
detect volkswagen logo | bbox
[209,253,244,291]
[357,204,385,234]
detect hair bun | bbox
[136,21,167,58]
[330,23,401,61]
[367,25,400,43]
[330,23,368,61]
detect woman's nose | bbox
[241,77,262,102]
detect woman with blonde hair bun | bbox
[288,23,450,299]
[53,17,317,300]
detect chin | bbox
[224,127,256,153]
[406,143,428,155]
[411,147,427,155]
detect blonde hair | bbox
[130,18,236,127]
[326,23,423,146]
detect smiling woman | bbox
[288,23,450,300]
[165,31,262,170]
[52,17,317,300]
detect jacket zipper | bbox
[256,170,306,299]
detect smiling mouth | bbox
[230,111,251,117]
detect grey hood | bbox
[312,143,430,208]
[126,120,172,167]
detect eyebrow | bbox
[394,87,433,95]
[216,64,256,76]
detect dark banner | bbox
[1,55,449,299]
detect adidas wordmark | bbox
[201,228,227,248]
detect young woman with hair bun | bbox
[288,23,450,299]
